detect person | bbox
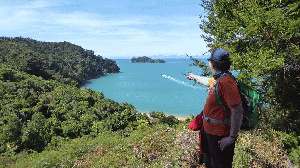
[187,48,243,168]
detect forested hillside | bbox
[0,37,119,85]
[0,65,139,153]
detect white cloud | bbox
[0,0,208,57]
[25,0,61,9]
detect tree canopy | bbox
[0,37,120,85]
[0,65,138,153]
[199,0,300,133]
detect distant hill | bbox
[131,56,165,63]
[0,37,119,85]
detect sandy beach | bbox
[140,111,190,121]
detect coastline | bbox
[176,116,188,121]
[140,111,190,121]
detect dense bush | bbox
[0,66,138,153]
[149,111,179,127]
[264,130,300,166]
[2,123,296,168]
[233,130,293,167]
[2,124,200,168]
[0,37,119,85]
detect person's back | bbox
[203,73,241,137]
[187,48,243,168]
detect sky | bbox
[0,0,208,58]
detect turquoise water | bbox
[83,59,208,117]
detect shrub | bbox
[149,112,179,126]
[0,66,139,153]
[233,130,292,167]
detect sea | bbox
[83,58,209,117]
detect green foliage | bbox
[0,37,120,85]
[21,112,51,152]
[200,0,300,133]
[14,135,102,168]
[289,146,300,166]
[268,130,299,152]
[188,56,212,76]
[149,112,179,127]
[2,125,295,168]
[5,124,199,168]
[0,113,21,154]
[0,66,138,153]
[263,130,300,166]
[233,130,292,167]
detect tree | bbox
[199,0,300,133]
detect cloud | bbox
[25,0,62,9]
[0,0,208,57]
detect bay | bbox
[83,58,208,117]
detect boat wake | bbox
[161,74,199,89]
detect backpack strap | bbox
[203,114,230,125]
[214,72,231,114]
[214,80,224,106]
[204,72,232,125]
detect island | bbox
[131,56,166,63]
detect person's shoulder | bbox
[219,74,236,85]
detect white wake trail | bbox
[161,74,199,89]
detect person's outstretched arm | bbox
[186,73,210,87]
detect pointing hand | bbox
[186,73,195,80]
